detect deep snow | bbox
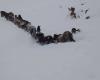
[0,0,100,80]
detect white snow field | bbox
[0,0,100,80]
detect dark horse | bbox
[57,31,75,42]
[0,11,9,19]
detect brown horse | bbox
[57,31,75,42]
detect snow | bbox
[0,0,100,80]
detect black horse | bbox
[44,35,54,44]
[0,11,9,20]
[7,12,14,21]
[36,32,45,44]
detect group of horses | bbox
[0,11,80,45]
[0,11,36,38]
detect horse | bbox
[53,34,61,43]
[37,35,54,45]
[7,12,15,21]
[36,32,45,44]
[29,26,36,38]
[57,31,75,42]
[44,35,54,44]
[0,11,9,20]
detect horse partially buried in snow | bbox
[57,31,75,42]
[0,11,9,19]
[7,12,15,21]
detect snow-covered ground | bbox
[0,0,100,80]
